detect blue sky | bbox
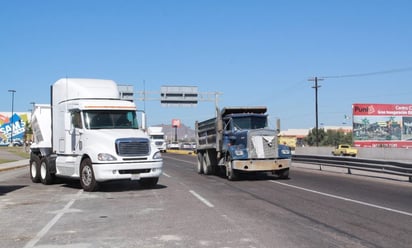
[1,0,411,129]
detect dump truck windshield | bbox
[232,116,267,130]
[84,110,139,129]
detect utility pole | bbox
[8,90,16,145]
[308,77,323,146]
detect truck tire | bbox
[225,157,238,181]
[202,152,213,175]
[277,168,290,179]
[30,156,41,183]
[80,158,99,192]
[196,152,204,174]
[40,158,55,185]
[139,177,159,188]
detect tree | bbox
[304,128,353,146]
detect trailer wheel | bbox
[202,152,213,175]
[196,152,204,174]
[80,158,99,192]
[139,177,159,188]
[30,156,41,183]
[40,158,55,185]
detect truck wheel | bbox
[139,177,159,188]
[80,158,99,192]
[196,152,204,174]
[40,158,55,185]
[30,156,41,183]
[202,152,213,175]
[226,158,238,181]
[277,168,290,179]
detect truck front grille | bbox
[116,138,150,156]
[248,130,278,159]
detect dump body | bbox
[30,78,163,191]
[195,106,291,180]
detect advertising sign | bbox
[353,103,412,148]
[0,113,28,145]
[172,119,181,128]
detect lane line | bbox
[189,190,214,208]
[23,189,83,248]
[270,181,412,217]
[162,172,171,178]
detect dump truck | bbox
[29,78,163,191]
[195,106,291,180]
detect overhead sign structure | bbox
[352,103,412,148]
[118,85,134,101]
[160,86,198,106]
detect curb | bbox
[0,159,30,172]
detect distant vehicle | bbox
[29,78,163,191]
[12,139,24,147]
[181,142,193,150]
[0,142,10,147]
[168,142,180,150]
[332,144,358,157]
[147,126,167,153]
[195,106,291,180]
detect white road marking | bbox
[271,181,412,217]
[23,189,84,248]
[189,190,214,208]
[162,172,171,178]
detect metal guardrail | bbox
[292,155,412,182]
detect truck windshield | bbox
[232,116,267,130]
[150,135,164,139]
[84,110,139,129]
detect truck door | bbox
[70,110,83,153]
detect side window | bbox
[71,111,83,129]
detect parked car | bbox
[12,139,24,147]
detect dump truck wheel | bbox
[40,158,55,185]
[196,152,204,174]
[80,158,99,192]
[226,158,238,181]
[30,156,41,183]
[277,168,290,179]
[202,152,213,175]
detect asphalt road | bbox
[0,153,411,248]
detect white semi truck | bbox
[147,126,167,153]
[29,78,163,191]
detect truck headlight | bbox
[98,153,117,161]
[234,150,244,156]
[152,151,162,160]
[280,149,291,155]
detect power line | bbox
[321,66,412,79]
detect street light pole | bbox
[8,90,16,145]
[308,77,323,147]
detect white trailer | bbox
[147,126,167,153]
[29,78,163,191]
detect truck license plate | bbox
[131,174,140,180]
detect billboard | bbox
[353,103,412,148]
[172,119,181,128]
[0,112,29,144]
